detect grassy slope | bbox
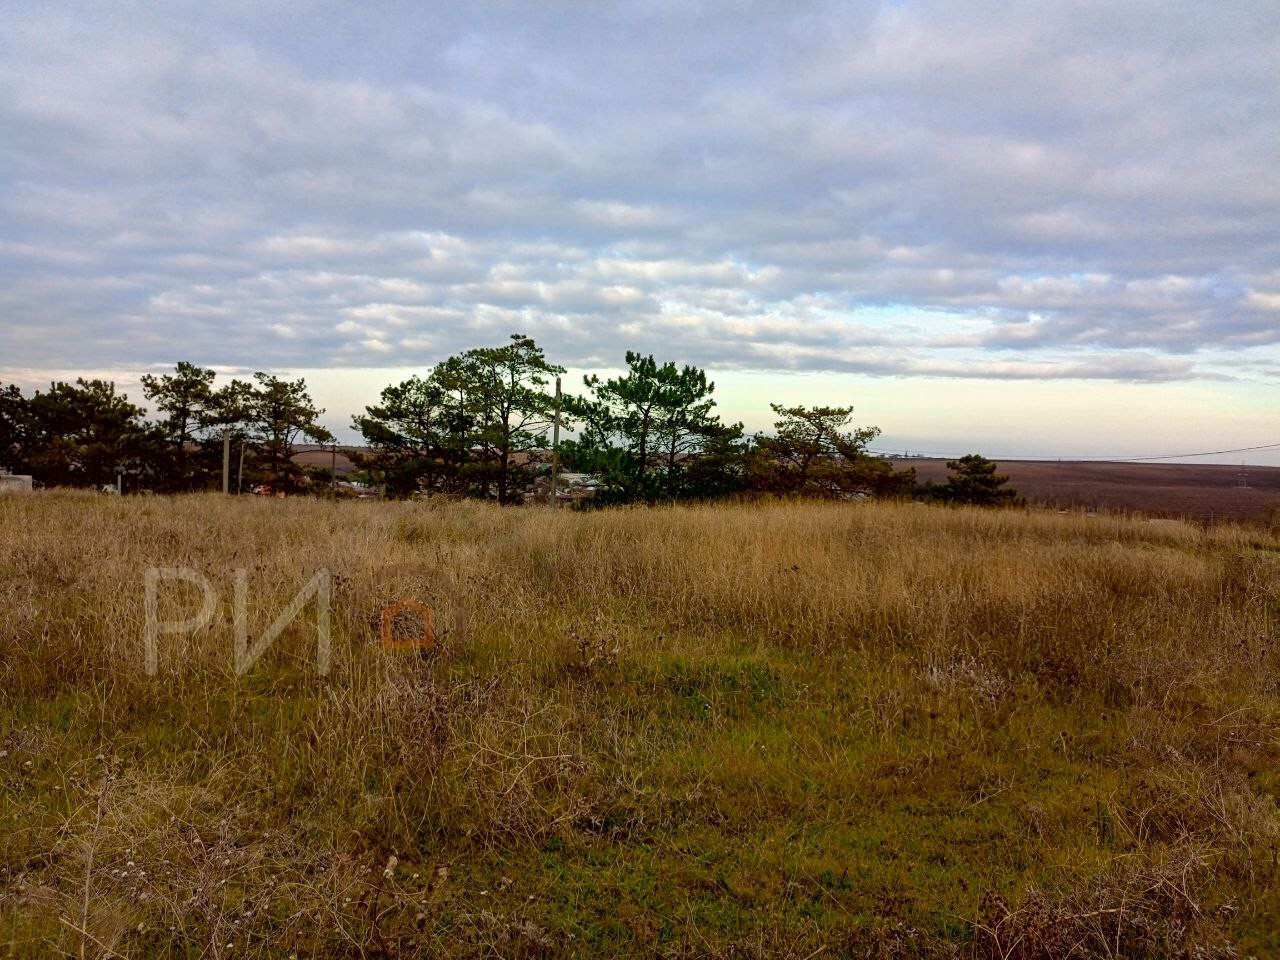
[1,495,1278,958]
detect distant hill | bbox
[290,446,1279,519]
[907,458,1280,520]
[290,445,367,476]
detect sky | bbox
[1,1,1277,461]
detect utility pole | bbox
[221,428,231,494]
[331,443,338,497]
[549,376,561,507]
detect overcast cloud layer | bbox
[1,0,1278,387]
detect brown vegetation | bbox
[907,458,1280,520]
[2,494,1279,957]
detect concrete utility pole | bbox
[331,444,338,497]
[549,376,561,506]
[222,428,231,494]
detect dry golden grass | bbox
[1,493,1279,957]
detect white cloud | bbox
[0,0,1276,397]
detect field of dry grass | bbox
[2,494,1279,958]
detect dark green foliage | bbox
[140,365,333,493]
[920,453,1022,506]
[355,334,563,502]
[19,378,158,488]
[457,335,566,504]
[248,373,334,490]
[0,365,332,493]
[570,352,744,502]
[681,423,752,500]
[141,361,217,491]
[0,382,27,473]
[748,404,914,499]
[4,340,915,507]
[353,375,466,497]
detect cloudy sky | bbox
[1,1,1277,459]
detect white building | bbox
[0,472,33,493]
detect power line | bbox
[871,440,1280,463]
[1102,442,1280,463]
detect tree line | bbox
[0,333,1019,505]
[0,367,331,493]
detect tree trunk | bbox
[498,446,509,505]
[666,436,678,498]
[636,406,652,493]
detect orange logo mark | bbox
[380,597,435,649]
